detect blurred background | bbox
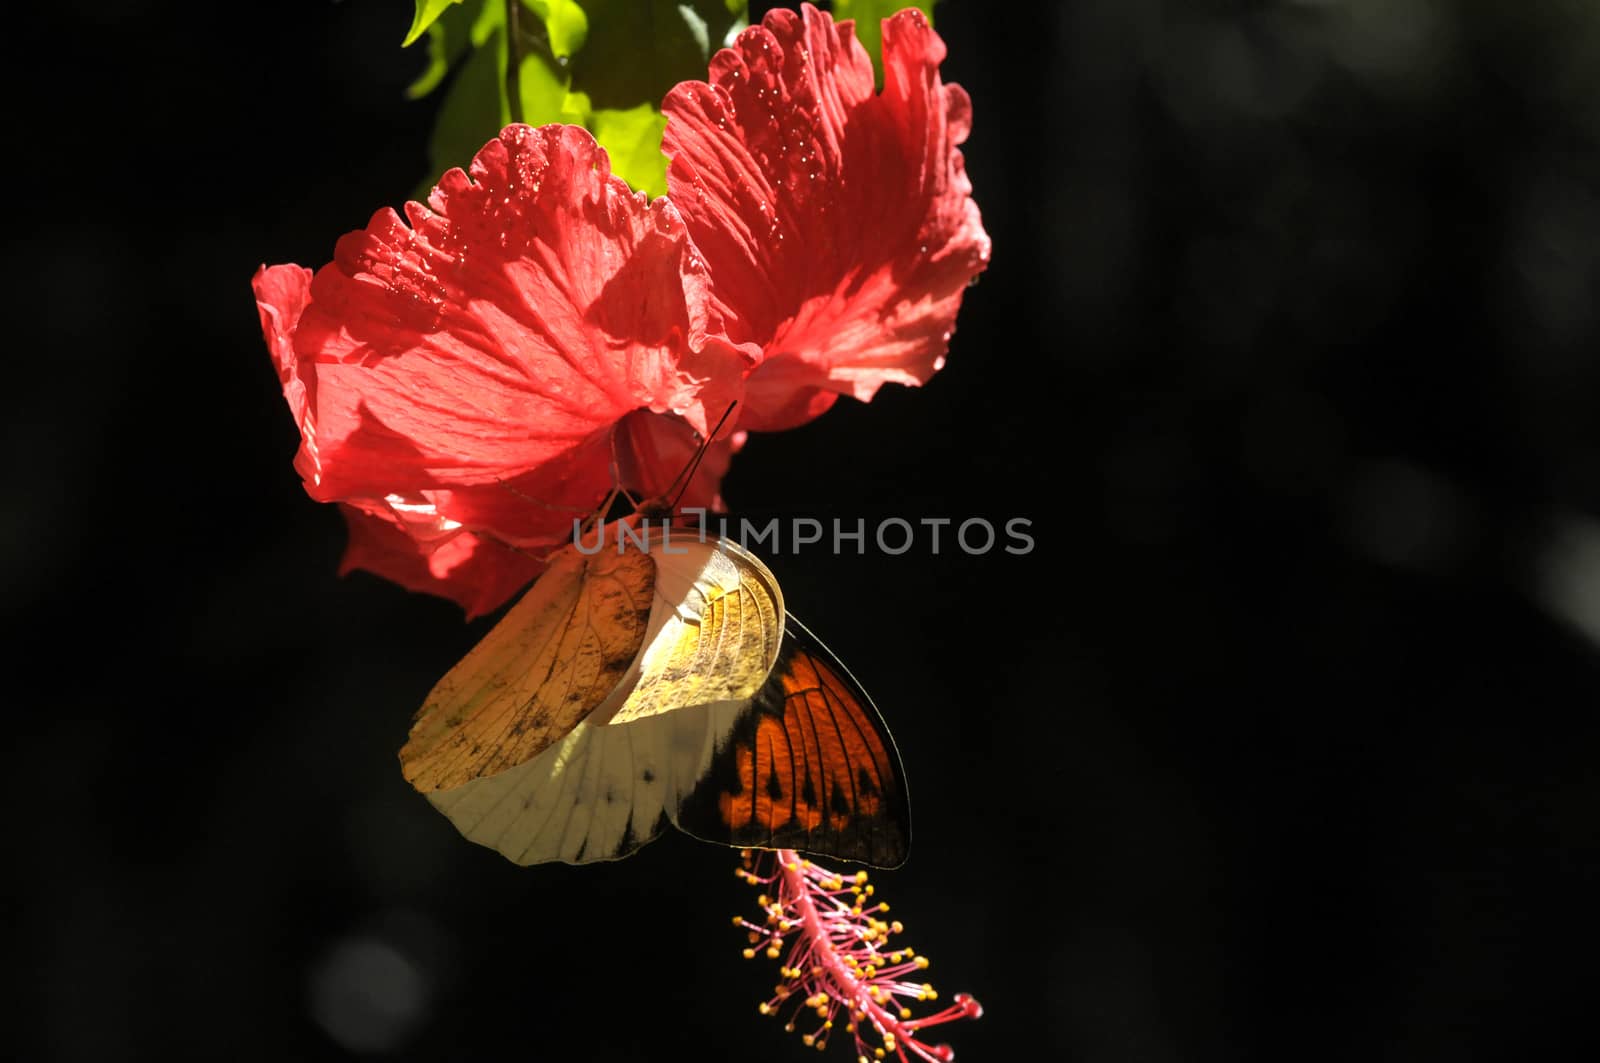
[7,0,1599,1059]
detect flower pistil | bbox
[735,849,982,1062]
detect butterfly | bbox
[399,522,911,869]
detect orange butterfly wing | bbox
[676,615,911,868]
[399,544,656,793]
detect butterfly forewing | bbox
[675,615,911,869]
[400,544,656,792]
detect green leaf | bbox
[404,0,750,199]
[832,0,935,83]
[404,0,468,47]
[569,1,747,111]
[415,5,591,198]
[418,25,507,198]
[526,0,589,58]
[516,42,586,126]
[591,103,669,198]
[406,0,504,99]
[407,0,480,98]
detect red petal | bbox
[421,428,614,549]
[338,504,546,619]
[613,409,743,513]
[252,264,324,489]
[263,124,748,511]
[332,412,734,617]
[662,4,990,431]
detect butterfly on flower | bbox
[254,4,988,1052]
[252,5,986,866]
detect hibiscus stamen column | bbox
[735,850,982,1061]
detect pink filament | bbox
[736,849,982,1062]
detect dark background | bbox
[9,1,1600,1059]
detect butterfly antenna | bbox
[493,478,596,514]
[666,401,738,513]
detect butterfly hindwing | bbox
[675,615,911,869]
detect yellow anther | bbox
[874,1048,886,1060]
[743,948,756,959]
[899,1007,912,1019]
[915,955,929,969]
[766,947,782,959]
[732,916,744,926]
[759,1002,772,1015]
[878,903,890,912]
[852,907,863,916]
[891,921,904,934]
[758,895,770,907]
[855,871,869,884]
[803,1035,815,1047]
[864,884,875,896]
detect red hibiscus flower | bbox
[254,125,749,614]
[254,5,987,615]
[663,4,990,431]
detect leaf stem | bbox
[504,0,526,125]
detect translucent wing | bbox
[675,615,912,869]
